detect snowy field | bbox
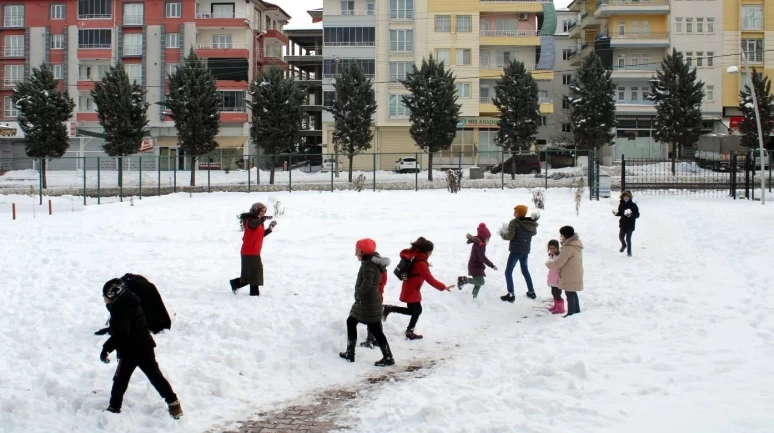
[1,189,773,433]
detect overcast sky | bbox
[273,0,573,25]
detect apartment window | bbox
[123,33,142,56]
[496,50,514,67]
[123,3,143,25]
[322,59,375,77]
[706,85,714,102]
[78,96,96,111]
[166,33,180,48]
[562,49,572,60]
[618,21,625,36]
[5,96,19,118]
[167,63,178,76]
[707,18,714,33]
[562,74,573,85]
[50,4,65,19]
[617,86,625,101]
[78,29,111,48]
[165,2,181,18]
[696,18,704,33]
[685,51,693,66]
[456,83,471,98]
[435,15,451,32]
[539,116,547,126]
[742,5,763,30]
[211,4,235,18]
[389,29,413,52]
[562,20,572,32]
[389,94,409,117]
[631,21,639,36]
[78,0,111,19]
[642,89,649,101]
[706,51,714,67]
[631,55,639,67]
[436,49,450,65]
[390,62,412,83]
[52,64,63,79]
[538,90,548,103]
[218,90,245,112]
[480,51,491,68]
[4,65,23,86]
[3,35,23,57]
[495,18,517,34]
[630,87,638,102]
[78,64,110,80]
[642,54,650,67]
[686,18,693,33]
[323,91,336,108]
[642,21,650,36]
[340,0,354,15]
[212,34,232,48]
[324,27,376,47]
[51,34,64,49]
[742,39,763,63]
[3,5,24,27]
[675,18,683,33]
[562,98,570,110]
[124,63,142,83]
[367,0,375,15]
[456,15,472,32]
[390,0,414,20]
[562,123,572,133]
[617,55,625,68]
[456,49,471,66]
[696,51,704,67]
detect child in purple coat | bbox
[457,223,498,299]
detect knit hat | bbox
[103,278,127,301]
[476,223,491,241]
[355,238,377,255]
[250,202,267,214]
[515,205,528,218]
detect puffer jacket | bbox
[502,217,539,254]
[398,249,447,303]
[545,234,584,292]
[102,290,156,358]
[350,254,391,323]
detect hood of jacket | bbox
[516,218,539,233]
[620,190,633,201]
[400,249,429,262]
[370,254,391,270]
[466,233,484,245]
[561,234,583,250]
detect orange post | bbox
[48,200,52,215]
[12,203,16,220]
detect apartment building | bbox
[542,8,579,148]
[286,9,324,152]
[0,0,289,170]
[321,0,559,171]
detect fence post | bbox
[157,156,161,197]
[288,154,293,193]
[501,150,504,190]
[745,153,751,200]
[544,149,548,189]
[458,150,462,171]
[373,153,376,192]
[330,153,334,192]
[769,150,772,193]
[415,152,419,192]
[97,156,101,205]
[595,158,600,201]
[247,156,251,193]
[139,156,142,199]
[119,158,123,203]
[207,165,211,193]
[730,153,737,199]
[173,159,177,193]
[38,158,43,205]
[255,156,260,186]
[621,154,626,193]
[83,156,87,206]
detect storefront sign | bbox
[0,122,23,138]
[728,116,743,129]
[457,117,500,129]
[140,138,154,153]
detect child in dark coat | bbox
[457,223,497,299]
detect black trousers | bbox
[390,302,423,330]
[551,287,563,300]
[110,350,177,409]
[619,228,633,255]
[565,292,581,315]
[346,316,388,346]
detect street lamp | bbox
[727,53,766,205]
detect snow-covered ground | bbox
[1,190,772,433]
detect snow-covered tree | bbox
[493,60,540,179]
[649,49,704,174]
[161,49,221,187]
[738,68,774,150]
[327,63,377,182]
[91,63,149,187]
[567,53,616,151]
[401,56,461,181]
[11,64,75,189]
[247,66,305,184]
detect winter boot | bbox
[405,328,423,340]
[457,276,467,290]
[230,278,241,294]
[526,291,537,299]
[168,401,184,419]
[105,406,121,414]
[360,332,377,349]
[549,299,565,315]
[374,342,395,367]
[339,339,356,362]
[249,285,260,296]
[382,305,393,322]
[500,293,515,303]
[619,245,627,253]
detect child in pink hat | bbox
[457,223,498,299]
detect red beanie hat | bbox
[477,223,491,241]
[355,238,377,255]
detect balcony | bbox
[261,56,288,70]
[480,0,553,13]
[265,29,289,45]
[616,99,656,114]
[606,32,670,48]
[195,12,248,28]
[1,46,24,58]
[480,63,553,81]
[594,0,669,18]
[122,45,143,57]
[478,96,554,114]
[580,12,601,29]
[122,15,143,26]
[195,43,249,59]
[569,21,582,39]
[611,64,660,79]
[480,30,540,47]
[389,9,414,21]
[2,15,24,28]
[219,106,248,123]
[76,112,100,122]
[2,79,22,89]
[324,10,376,16]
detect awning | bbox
[76,128,151,138]
[154,136,246,148]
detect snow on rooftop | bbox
[284,21,323,31]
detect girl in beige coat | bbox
[545,226,583,317]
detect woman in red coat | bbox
[382,237,454,340]
[230,202,277,296]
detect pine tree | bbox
[401,56,461,181]
[247,66,305,184]
[567,53,616,151]
[11,64,75,189]
[161,49,221,186]
[91,63,149,187]
[493,60,540,179]
[649,48,704,174]
[328,63,377,183]
[738,68,774,151]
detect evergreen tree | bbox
[247,66,305,184]
[160,49,221,186]
[493,60,540,179]
[738,68,774,151]
[91,63,149,187]
[11,64,75,189]
[567,53,616,152]
[401,56,461,181]
[327,63,377,182]
[648,48,704,174]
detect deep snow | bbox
[1,190,773,433]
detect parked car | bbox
[322,158,343,172]
[489,154,542,175]
[395,157,420,173]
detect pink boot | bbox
[550,299,566,315]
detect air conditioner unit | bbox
[518,13,529,21]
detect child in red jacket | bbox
[361,253,390,349]
[382,237,454,340]
[229,202,277,296]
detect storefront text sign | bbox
[457,117,499,129]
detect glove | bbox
[268,220,278,229]
[94,327,110,336]
[100,349,110,364]
[612,209,617,215]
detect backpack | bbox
[121,274,172,334]
[393,257,414,281]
